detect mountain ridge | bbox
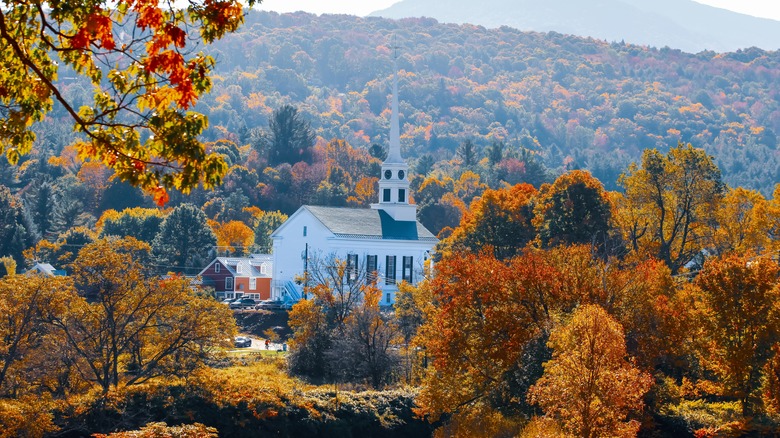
[369,0,780,53]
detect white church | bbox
[269,62,438,305]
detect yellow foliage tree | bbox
[48,237,236,393]
[766,184,780,254]
[0,275,72,397]
[211,220,255,255]
[453,170,487,205]
[528,304,652,438]
[394,280,434,384]
[617,142,724,274]
[348,176,378,207]
[98,207,167,244]
[93,422,218,438]
[710,187,770,255]
[0,396,58,437]
[0,256,16,277]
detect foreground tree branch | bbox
[0,0,258,205]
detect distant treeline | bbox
[189,11,780,193]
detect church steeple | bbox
[372,46,417,222]
[386,51,403,164]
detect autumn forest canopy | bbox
[5,10,780,199]
[199,11,780,194]
[6,2,780,437]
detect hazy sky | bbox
[254,0,780,21]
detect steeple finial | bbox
[386,36,403,164]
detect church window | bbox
[402,256,413,283]
[386,293,391,303]
[383,189,391,202]
[347,253,358,284]
[303,226,307,237]
[398,189,406,203]
[367,255,378,282]
[385,255,396,285]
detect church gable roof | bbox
[303,205,437,242]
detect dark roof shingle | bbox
[304,205,437,242]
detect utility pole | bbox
[303,242,308,299]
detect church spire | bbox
[372,39,417,222]
[386,49,403,164]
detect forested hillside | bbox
[4,10,780,267]
[195,11,780,193]
[22,10,780,198]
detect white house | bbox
[270,59,438,305]
[27,262,66,277]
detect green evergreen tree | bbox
[100,211,165,245]
[51,198,94,234]
[368,143,387,161]
[487,140,505,166]
[24,181,56,240]
[0,186,37,265]
[265,105,316,166]
[535,171,612,251]
[457,139,477,168]
[519,148,550,188]
[152,204,216,274]
[415,154,435,177]
[54,227,97,268]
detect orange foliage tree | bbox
[692,252,780,416]
[415,245,679,435]
[440,183,537,260]
[415,246,606,434]
[533,170,613,250]
[528,304,652,438]
[414,249,530,437]
[0,0,258,205]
